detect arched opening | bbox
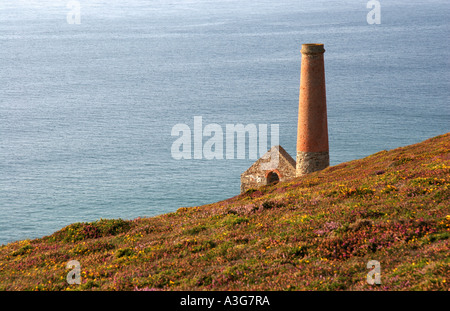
[266,171,280,185]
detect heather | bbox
[0,134,449,291]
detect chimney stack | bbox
[296,43,329,176]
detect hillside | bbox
[0,133,449,291]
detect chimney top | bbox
[301,43,325,55]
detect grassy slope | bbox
[0,134,449,291]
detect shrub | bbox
[115,247,135,258]
[391,156,413,166]
[245,189,257,195]
[196,274,213,286]
[261,200,284,210]
[11,244,33,257]
[287,245,308,258]
[184,225,207,235]
[191,240,217,253]
[70,241,115,255]
[53,219,132,243]
[221,215,249,227]
[423,232,449,244]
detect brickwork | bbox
[296,43,329,176]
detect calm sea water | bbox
[0,0,448,245]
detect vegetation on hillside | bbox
[0,133,449,291]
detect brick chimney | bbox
[296,43,329,176]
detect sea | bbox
[0,0,448,245]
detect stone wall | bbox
[240,146,296,193]
[296,151,329,176]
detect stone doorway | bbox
[266,171,280,185]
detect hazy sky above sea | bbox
[2,0,448,17]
